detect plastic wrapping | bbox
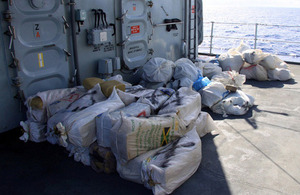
[211,90,255,117]
[173,58,201,82]
[117,85,154,106]
[110,113,186,163]
[19,121,46,143]
[141,128,202,195]
[242,49,267,65]
[202,62,223,79]
[260,54,289,70]
[200,82,229,108]
[158,87,201,127]
[25,88,77,123]
[218,52,244,72]
[141,58,175,84]
[96,102,151,148]
[268,68,294,81]
[240,64,268,81]
[211,71,246,88]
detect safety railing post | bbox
[254,23,258,49]
[209,21,214,54]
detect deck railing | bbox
[199,21,300,64]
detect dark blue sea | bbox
[199,6,300,62]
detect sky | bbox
[202,0,300,8]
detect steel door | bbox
[9,0,70,98]
[121,0,151,69]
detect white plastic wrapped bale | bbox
[96,102,151,148]
[19,121,46,143]
[25,87,77,123]
[218,51,244,72]
[141,58,175,84]
[240,64,268,81]
[117,85,154,106]
[202,62,223,79]
[158,87,201,127]
[141,127,202,195]
[260,54,289,70]
[186,111,218,137]
[211,90,255,117]
[137,88,175,114]
[66,144,91,166]
[110,113,186,163]
[242,49,267,65]
[200,82,229,108]
[61,88,125,148]
[117,146,161,184]
[107,74,132,87]
[211,71,246,88]
[268,68,294,81]
[47,84,106,117]
[173,58,201,82]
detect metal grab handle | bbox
[117,10,128,21]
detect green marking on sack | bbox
[161,127,171,146]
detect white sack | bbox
[19,121,46,143]
[200,82,229,108]
[141,58,175,83]
[158,87,201,127]
[218,52,244,72]
[202,62,223,79]
[96,102,151,148]
[139,80,165,90]
[173,58,201,81]
[211,70,246,88]
[242,49,267,65]
[187,111,218,137]
[110,113,186,163]
[236,41,250,53]
[137,88,175,114]
[268,68,294,81]
[211,90,255,116]
[168,78,194,90]
[141,128,202,195]
[47,84,106,117]
[107,74,132,87]
[117,85,154,106]
[61,88,125,148]
[260,54,289,70]
[240,64,268,81]
[25,88,77,123]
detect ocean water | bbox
[199,6,300,62]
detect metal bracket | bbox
[62,16,69,34]
[147,1,153,7]
[117,35,131,47]
[11,77,21,87]
[10,52,20,70]
[116,10,128,22]
[3,10,13,22]
[63,49,71,61]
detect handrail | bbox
[200,21,300,62]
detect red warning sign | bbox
[131,25,140,34]
[192,5,195,13]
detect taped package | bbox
[96,102,151,148]
[117,85,154,106]
[25,87,77,123]
[158,87,201,127]
[200,82,229,108]
[19,121,46,143]
[240,64,268,81]
[61,88,125,147]
[110,113,186,163]
[141,128,202,195]
[47,84,106,117]
[137,87,175,114]
[211,90,255,117]
[211,70,246,88]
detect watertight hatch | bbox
[121,0,150,69]
[9,0,69,98]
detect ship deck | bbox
[0,64,299,195]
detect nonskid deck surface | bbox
[0,64,299,195]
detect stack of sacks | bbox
[20,87,77,142]
[140,58,175,89]
[200,82,229,108]
[223,42,294,81]
[46,84,106,145]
